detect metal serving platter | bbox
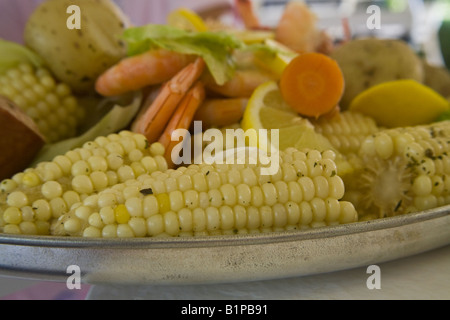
[0,205,449,286]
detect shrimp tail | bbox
[234,0,261,29]
[132,57,206,144]
[161,81,206,167]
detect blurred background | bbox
[0,0,449,68]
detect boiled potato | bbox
[24,0,129,93]
[0,96,45,180]
[330,38,424,109]
[422,61,450,98]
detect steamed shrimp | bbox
[275,1,333,54]
[234,0,261,29]
[203,67,277,98]
[95,49,196,97]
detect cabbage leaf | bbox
[122,25,244,86]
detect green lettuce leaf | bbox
[0,39,44,73]
[122,25,244,85]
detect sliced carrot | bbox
[279,52,345,118]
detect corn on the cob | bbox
[0,131,168,235]
[312,111,381,157]
[0,63,85,143]
[50,147,358,238]
[343,121,450,220]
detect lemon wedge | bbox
[241,81,353,174]
[349,80,450,128]
[167,8,208,32]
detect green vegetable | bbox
[31,92,142,166]
[436,109,450,122]
[122,25,244,86]
[0,39,44,73]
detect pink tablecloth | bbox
[1,282,91,300]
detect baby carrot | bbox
[279,52,345,118]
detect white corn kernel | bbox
[7,191,29,208]
[178,208,193,232]
[412,175,432,196]
[206,207,220,232]
[129,217,147,237]
[374,132,394,160]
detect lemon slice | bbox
[241,81,312,147]
[254,39,298,77]
[241,81,353,174]
[349,80,450,128]
[167,8,208,32]
[228,30,276,44]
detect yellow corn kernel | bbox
[22,172,41,188]
[3,207,22,225]
[156,193,171,214]
[114,204,130,224]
